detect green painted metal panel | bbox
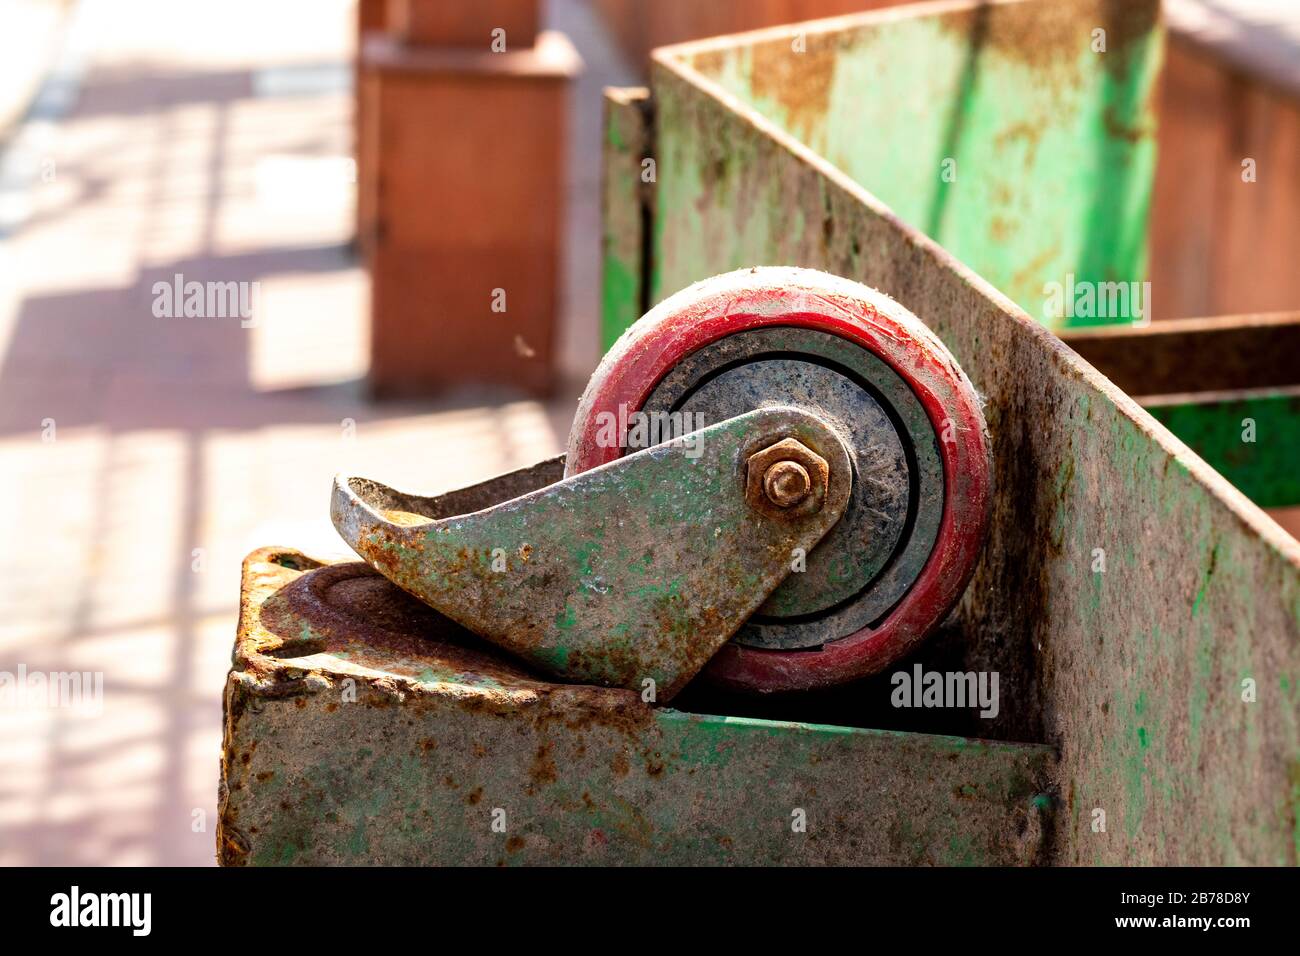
[642,1,1300,864]
[1146,389,1300,508]
[640,0,1162,332]
[601,88,653,351]
[221,550,1056,866]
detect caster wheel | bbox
[566,267,992,693]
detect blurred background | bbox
[0,0,639,867]
[0,0,1295,865]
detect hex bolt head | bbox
[745,437,831,517]
[763,460,811,508]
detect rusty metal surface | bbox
[744,436,829,515]
[219,548,1056,865]
[633,0,1300,863]
[758,456,813,509]
[332,407,852,700]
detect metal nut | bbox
[763,460,811,508]
[745,438,830,516]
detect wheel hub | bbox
[640,327,944,649]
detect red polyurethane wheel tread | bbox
[567,268,991,693]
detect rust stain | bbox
[994,120,1047,167]
[528,742,559,792]
[610,750,630,777]
[1103,103,1153,143]
[935,0,1159,86]
[749,31,838,141]
[688,48,725,78]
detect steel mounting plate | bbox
[332,406,852,700]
